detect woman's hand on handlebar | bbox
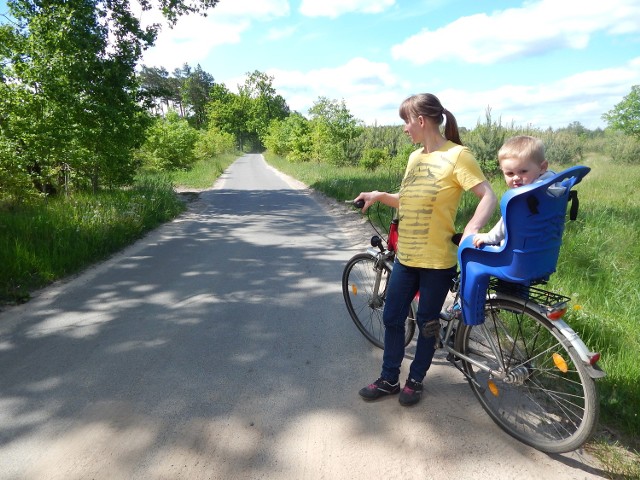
[352,191,400,212]
[352,191,380,213]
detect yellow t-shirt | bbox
[397,141,486,269]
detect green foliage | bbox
[308,97,364,166]
[603,85,640,139]
[359,147,389,171]
[353,122,410,158]
[0,0,221,199]
[462,107,506,176]
[0,173,184,303]
[604,130,640,165]
[171,152,238,190]
[194,125,235,160]
[0,0,156,195]
[240,70,290,150]
[136,112,198,171]
[206,84,248,150]
[540,130,583,165]
[263,113,312,162]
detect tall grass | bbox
[265,151,640,444]
[170,152,239,189]
[0,174,185,304]
[551,155,640,441]
[0,154,240,304]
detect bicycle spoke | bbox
[456,298,599,453]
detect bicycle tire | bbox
[342,253,416,349]
[455,297,599,453]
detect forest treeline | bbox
[2,0,640,205]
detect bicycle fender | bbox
[554,319,606,378]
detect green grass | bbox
[551,156,640,444]
[0,152,239,305]
[170,152,239,189]
[264,152,640,463]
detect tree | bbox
[0,0,219,198]
[264,113,312,162]
[308,97,363,166]
[181,64,215,129]
[136,111,198,171]
[138,66,175,115]
[602,85,640,139]
[206,84,250,151]
[238,70,290,150]
[205,72,290,152]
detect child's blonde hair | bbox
[498,135,546,165]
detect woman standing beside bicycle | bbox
[354,93,496,406]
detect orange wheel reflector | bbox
[488,380,499,397]
[351,284,358,295]
[553,352,569,373]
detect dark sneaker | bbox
[399,378,423,406]
[359,377,400,401]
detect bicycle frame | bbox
[344,201,604,453]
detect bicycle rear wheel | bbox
[455,298,599,453]
[342,253,416,349]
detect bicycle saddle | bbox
[458,165,591,325]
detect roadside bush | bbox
[359,148,388,171]
[136,111,198,172]
[194,126,235,161]
[0,138,38,204]
[604,132,640,165]
[541,130,583,165]
[264,114,313,163]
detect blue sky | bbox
[4,0,640,129]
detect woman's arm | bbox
[462,181,497,241]
[354,191,400,212]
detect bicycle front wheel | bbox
[455,298,599,453]
[342,253,416,349]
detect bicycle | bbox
[341,200,605,454]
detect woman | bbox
[355,93,496,406]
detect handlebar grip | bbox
[353,199,365,209]
[451,233,462,246]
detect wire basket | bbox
[489,278,570,309]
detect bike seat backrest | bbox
[457,165,590,325]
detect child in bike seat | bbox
[472,135,565,248]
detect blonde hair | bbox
[498,136,546,165]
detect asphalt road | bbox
[0,154,606,479]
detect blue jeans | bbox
[381,259,456,383]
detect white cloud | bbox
[391,0,640,65]
[139,0,289,70]
[221,57,408,124]
[222,55,640,129]
[299,0,395,18]
[266,25,298,41]
[214,0,290,19]
[443,57,640,129]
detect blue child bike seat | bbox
[457,165,590,326]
